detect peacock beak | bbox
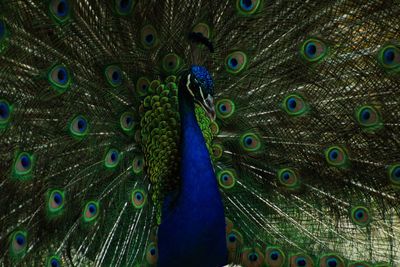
[202,94,216,121]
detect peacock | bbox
[1,0,400,266]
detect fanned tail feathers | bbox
[0,0,400,266]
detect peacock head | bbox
[184,65,216,121]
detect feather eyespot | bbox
[226,229,243,262]
[120,112,135,133]
[104,149,120,168]
[241,247,264,267]
[14,152,33,178]
[114,0,135,15]
[301,38,328,62]
[47,255,62,267]
[131,189,146,209]
[350,206,371,227]
[325,146,348,167]
[290,254,314,267]
[210,121,220,136]
[240,132,261,152]
[49,0,70,23]
[10,230,28,258]
[83,201,99,222]
[136,77,150,96]
[277,168,300,190]
[379,45,400,70]
[0,100,12,126]
[356,105,382,130]
[132,155,144,174]
[162,53,181,73]
[236,0,261,15]
[146,242,158,264]
[283,94,307,116]
[105,65,123,87]
[319,254,345,267]
[69,115,88,137]
[48,65,71,92]
[212,144,223,159]
[388,164,400,186]
[265,247,285,267]
[225,51,248,74]
[192,22,211,39]
[218,170,236,189]
[48,189,65,214]
[141,25,158,49]
[216,99,235,119]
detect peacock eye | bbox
[240,132,261,152]
[290,254,314,267]
[131,189,146,209]
[210,121,220,136]
[192,22,211,39]
[162,53,181,73]
[105,148,120,168]
[146,242,158,264]
[69,115,88,137]
[356,105,381,129]
[241,248,264,266]
[47,255,62,267]
[265,247,286,267]
[325,146,348,167]
[327,258,338,267]
[114,0,135,15]
[120,112,135,133]
[277,168,300,190]
[48,189,65,213]
[132,154,144,174]
[141,25,158,49]
[216,99,235,119]
[227,233,236,243]
[105,65,123,87]
[83,201,99,222]
[226,229,243,256]
[236,0,261,15]
[0,100,11,125]
[379,45,400,70]
[319,254,345,267]
[283,94,307,116]
[389,164,400,185]
[301,38,328,62]
[136,77,150,96]
[14,152,33,176]
[49,0,71,23]
[225,51,247,74]
[48,64,71,92]
[350,206,371,226]
[248,252,259,262]
[212,144,223,159]
[217,170,236,189]
[11,230,28,257]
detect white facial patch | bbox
[185,74,195,97]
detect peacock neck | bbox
[177,83,221,205]
[157,76,227,267]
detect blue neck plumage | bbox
[157,71,227,267]
[177,77,219,204]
